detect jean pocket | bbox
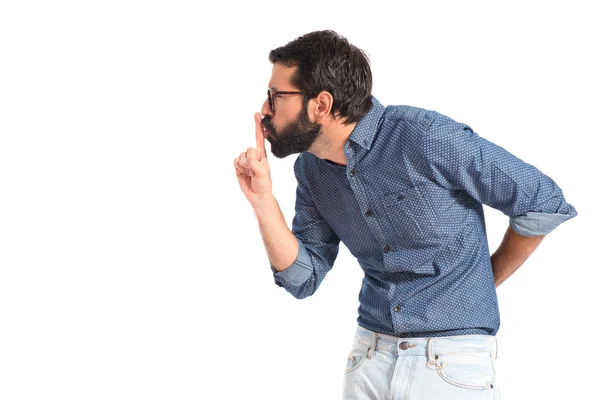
[434,352,495,391]
[344,343,370,374]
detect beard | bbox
[261,105,322,159]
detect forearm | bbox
[252,193,299,272]
[491,225,545,287]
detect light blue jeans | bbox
[343,326,500,399]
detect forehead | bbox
[268,63,298,90]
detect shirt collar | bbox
[348,96,385,151]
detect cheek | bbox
[275,109,298,129]
[271,116,288,132]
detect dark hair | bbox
[268,30,372,124]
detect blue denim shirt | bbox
[272,97,577,337]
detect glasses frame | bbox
[267,88,303,113]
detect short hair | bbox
[269,30,373,124]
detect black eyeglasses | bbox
[267,88,303,113]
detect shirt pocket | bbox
[380,186,440,242]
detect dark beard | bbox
[262,106,322,159]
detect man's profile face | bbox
[261,64,322,158]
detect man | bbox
[233,30,576,399]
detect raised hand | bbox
[233,112,272,205]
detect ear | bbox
[308,91,334,123]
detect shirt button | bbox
[365,209,374,217]
[397,194,405,201]
[393,305,401,312]
[349,168,357,177]
[384,244,392,253]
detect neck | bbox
[309,119,357,166]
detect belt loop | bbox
[367,333,378,359]
[426,338,436,366]
[495,337,498,360]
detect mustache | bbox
[261,115,275,132]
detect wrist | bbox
[251,192,276,212]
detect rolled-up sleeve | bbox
[423,115,577,236]
[271,157,340,298]
[270,238,313,287]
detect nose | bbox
[261,98,272,118]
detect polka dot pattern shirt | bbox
[272,97,577,337]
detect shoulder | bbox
[383,104,476,144]
[381,104,445,130]
[375,105,460,150]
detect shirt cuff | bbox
[509,210,576,236]
[270,238,314,287]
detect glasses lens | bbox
[267,90,274,112]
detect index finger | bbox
[255,112,265,160]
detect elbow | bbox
[277,275,319,299]
[289,280,318,300]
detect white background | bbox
[1,1,598,399]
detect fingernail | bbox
[240,158,247,166]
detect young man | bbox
[233,30,576,399]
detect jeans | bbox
[343,326,500,399]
